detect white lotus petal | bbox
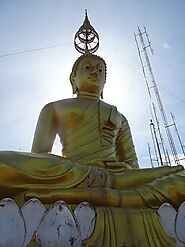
[36,200,81,247]
[175,202,185,244]
[0,198,25,247]
[74,201,96,240]
[158,202,177,239]
[21,198,46,247]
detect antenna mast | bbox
[171,113,185,158]
[147,143,155,168]
[134,27,179,165]
[150,103,169,165]
[149,119,163,166]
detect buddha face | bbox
[73,56,106,96]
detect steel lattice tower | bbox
[134,27,179,165]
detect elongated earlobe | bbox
[101,92,103,99]
[72,83,77,94]
[70,73,77,94]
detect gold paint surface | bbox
[0,56,182,246]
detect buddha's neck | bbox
[77,92,100,100]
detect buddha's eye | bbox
[85,65,90,69]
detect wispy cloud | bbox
[161,43,172,49]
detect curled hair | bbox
[70,54,107,85]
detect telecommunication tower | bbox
[134,27,179,165]
[150,103,169,165]
[170,113,185,158]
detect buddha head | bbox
[70,54,107,98]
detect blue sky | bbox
[0,0,185,168]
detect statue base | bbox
[1,198,185,246]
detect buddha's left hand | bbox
[89,160,132,171]
[105,161,132,171]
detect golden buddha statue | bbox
[0,11,185,246]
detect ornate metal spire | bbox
[74,10,99,54]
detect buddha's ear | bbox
[70,73,77,94]
[72,84,77,94]
[100,91,103,99]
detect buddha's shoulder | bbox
[100,100,127,122]
[101,101,127,122]
[100,101,123,115]
[41,98,82,115]
[43,98,77,109]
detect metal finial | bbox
[85,9,88,19]
[74,10,99,54]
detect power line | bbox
[157,83,185,105]
[1,42,185,106]
[0,42,72,58]
[103,49,185,106]
[155,51,185,82]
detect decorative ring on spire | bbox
[74,10,99,54]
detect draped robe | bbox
[0,96,184,246]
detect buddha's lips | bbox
[88,76,99,82]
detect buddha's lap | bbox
[0,150,183,185]
[0,150,185,208]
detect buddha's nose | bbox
[90,69,98,77]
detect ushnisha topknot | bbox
[70,53,107,86]
[70,10,107,97]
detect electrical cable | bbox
[0,42,72,58]
[103,49,185,106]
[0,42,184,105]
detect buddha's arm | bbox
[116,115,139,168]
[31,103,57,153]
